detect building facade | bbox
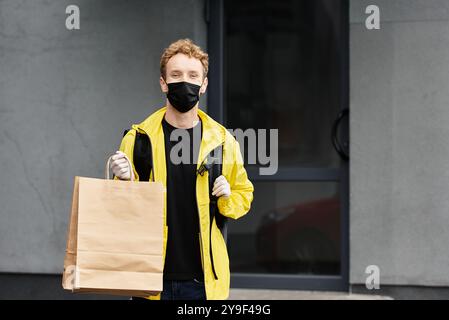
[1,0,449,299]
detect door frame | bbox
[206,0,350,292]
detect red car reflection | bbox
[256,196,340,274]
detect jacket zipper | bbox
[197,155,206,277]
[197,155,220,281]
[198,232,205,272]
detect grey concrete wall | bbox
[350,0,449,286]
[0,0,207,273]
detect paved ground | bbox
[229,289,392,300]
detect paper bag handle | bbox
[105,153,135,181]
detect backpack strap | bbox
[122,129,153,182]
[197,144,227,280]
[208,145,228,243]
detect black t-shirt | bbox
[162,116,204,280]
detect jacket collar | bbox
[132,106,226,167]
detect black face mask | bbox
[166,81,201,113]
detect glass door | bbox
[207,0,349,291]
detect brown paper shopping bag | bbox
[62,154,164,297]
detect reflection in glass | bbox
[228,181,340,275]
[225,0,344,168]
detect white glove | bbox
[212,175,231,198]
[111,151,132,180]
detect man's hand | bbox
[111,151,132,180]
[211,175,231,198]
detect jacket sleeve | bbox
[113,129,140,182]
[217,137,254,220]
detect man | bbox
[110,39,254,300]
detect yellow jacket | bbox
[115,106,254,300]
